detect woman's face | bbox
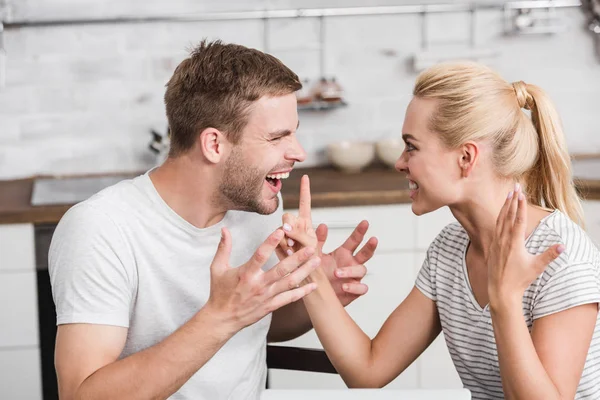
[395,97,465,216]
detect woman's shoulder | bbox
[533,210,599,268]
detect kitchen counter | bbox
[1,161,600,225]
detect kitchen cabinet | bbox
[0,223,42,400]
[3,200,599,398]
[0,348,43,400]
[268,204,462,390]
[583,200,600,248]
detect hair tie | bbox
[511,81,534,110]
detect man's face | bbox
[219,93,306,215]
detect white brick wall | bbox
[0,1,599,179]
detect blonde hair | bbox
[413,62,584,227]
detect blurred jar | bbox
[296,78,313,105]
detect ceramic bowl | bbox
[375,138,405,169]
[327,141,375,173]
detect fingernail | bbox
[287,238,294,247]
[342,284,349,291]
[515,182,520,192]
[305,247,315,256]
[507,191,514,199]
[336,270,345,277]
[518,192,525,200]
[557,244,565,254]
[274,230,284,239]
[283,223,292,232]
[286,249,293,256]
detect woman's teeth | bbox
[266,172,290,180]
[409,181,419,190]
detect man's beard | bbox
[218,146,279,215]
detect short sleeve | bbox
[532,261,600,320]
[49,203,135,327]
[416,255,437,301]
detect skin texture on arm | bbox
[488,185,598,400]
[56,228,320,400]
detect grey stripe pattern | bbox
[416,210,600,399]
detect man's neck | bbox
[149,156,228,229]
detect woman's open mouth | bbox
[408,180,419,198]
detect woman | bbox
[282,62,600,399]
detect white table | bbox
[261,389,471,399]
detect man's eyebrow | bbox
[267,121,300,138]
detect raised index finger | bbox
[299,174,312,221]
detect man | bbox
[49,40,378,400]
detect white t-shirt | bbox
[49,170,283,400]
[416,210,600,399]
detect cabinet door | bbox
[300,204,417,252]
[583,200,600,248]
[414,252,462,389]
[0,223,35,272]
[0,271,39,346]
[268,251,418,389]
[415,207,457,251]
[0,347,42,400]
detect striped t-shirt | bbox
[416,210,600,399]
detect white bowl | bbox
[375,138,405,169]
[327,141,375,173]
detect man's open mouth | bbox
[265,172,290,187]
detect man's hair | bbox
[164,39,302,156]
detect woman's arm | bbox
[491,299,596,400]
[488,185,597,399]
[304,276,441,388]
[284,175,441,387]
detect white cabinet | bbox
[415,206,457,251]
[0,223,42,400]
[0,271,39,346]
[311,204,416,253]
[414,251,462,390]
[0,223,35,272]
[269,251,418,390]
[583,200,600,249]
[271,204,462,390]
[0,348,43,400]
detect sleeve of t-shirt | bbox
[532,259,600,320]
[48,202,134,328]
[415,250,437,302]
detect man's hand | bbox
[279,175,378,307]
[206,227,321,334]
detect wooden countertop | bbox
[1,164,599,225]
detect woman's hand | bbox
[487,183,565,309]
[278,175,378,306]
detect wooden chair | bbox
[265,345,338,388]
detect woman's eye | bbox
[406,142,416,152]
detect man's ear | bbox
[198,128,228,164]
[458,141,479,178]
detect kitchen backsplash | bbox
[0,0,599,179]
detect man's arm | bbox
[56,307,234,400]
[56,228,320,400]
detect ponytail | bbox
[519,83,585,228]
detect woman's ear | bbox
[458,141,479,178]
[198,128,228,164]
